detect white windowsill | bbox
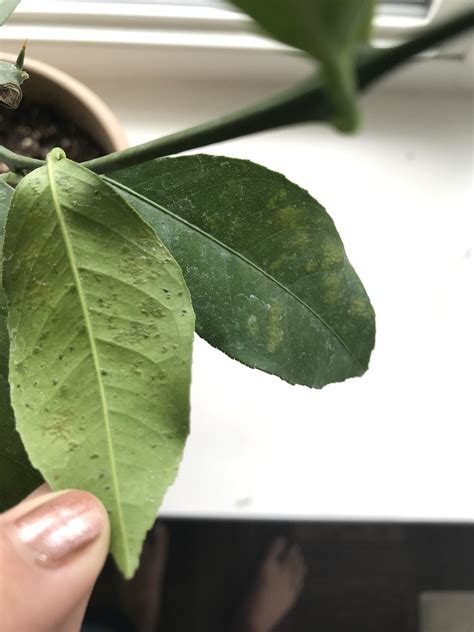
[2,0,472,56]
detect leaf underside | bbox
[2,154,195,577]
[0,179,42,511]
[110,155,375,389]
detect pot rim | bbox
[1,52,128,152]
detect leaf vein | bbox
[108,177,362,369]
[47,156,131,575]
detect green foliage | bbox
[0,13,28,109]
[0,43,29,109]
[0,0,21,26]
[231,0,376,131]
[110,155,375,388]
[0,5,471,579]
[2,151,195,577]
[0,60,28,109]
[0,179,42,511]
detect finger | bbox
[267,536,288,561]
[294,571,306,594]
[21,482,51,504]
[0,488,110,632]
[287,544,306,576]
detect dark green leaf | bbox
[0,179,42,511]
[230,0,376,131]
[3,151,195,577]
[110,155,375,389]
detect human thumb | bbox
[0,487,110,632]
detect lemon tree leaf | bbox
[0,179,42,511]
[110,155,375,389]
[2,151,194,577]
[231,0,376,131]
[0,53,28,109]
[0,0,21,26]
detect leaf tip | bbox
[15,41,27,71]
[48,147,67,162]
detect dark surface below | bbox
[0,96,104,171]
[85,518,474,632]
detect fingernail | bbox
[8,490,104,568]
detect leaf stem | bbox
[0,146,43,173]
[0,171,22,186]
[1,9,472,175]
[86,74,329,174]
[357,9,474,88]
[83,8,474,174]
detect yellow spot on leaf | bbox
[267,188,288,210]
[323,273,342,305]
[304,259,318,273]
[351,297,368,316]
[267,303,284,353]
[276,205,304,229]
[321,240,344,271]
[247,314,258,336]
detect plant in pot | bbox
[0,47,127,172]
[0,0,472,579]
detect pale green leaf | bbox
[0,179,42,510]
[2,151,195,577]
[230,0,376,131]
[0,42,29,109]
[0,0,21,26]
[110,155,375,389]
[0,60,27,109]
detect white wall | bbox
[2,38,473,521]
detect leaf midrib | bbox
[107,177,363,370]
[47,157,130,574]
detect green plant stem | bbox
[84,9,474,174]
[0,9,472,175]
[0,146,43,173]
[357,9,474,88]
[0,171,22,186]
[86,74,329,174]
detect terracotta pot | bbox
[1,53,128,153]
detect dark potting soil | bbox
[0,96,106,172]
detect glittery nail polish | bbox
[10,490,104,568]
